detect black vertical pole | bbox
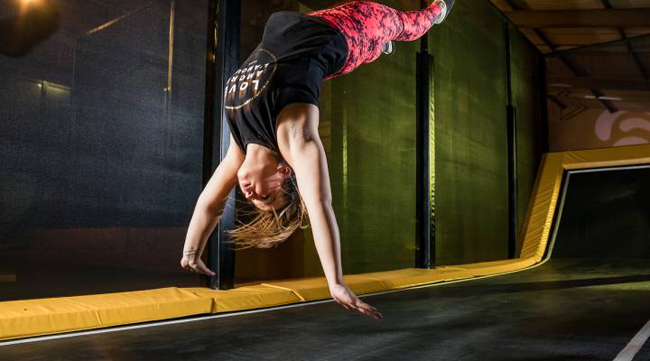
[415,0,432,269]
[505,23,518,259]
[205,0,240,290]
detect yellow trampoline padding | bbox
[361,268,475,289]
[0,265,521,341]
[185,284,302,312]
[261,274,387,301]
[519,153,564,262]
[438,257,537,276]
[0,287,213,341]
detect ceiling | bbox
[491,0,650,115]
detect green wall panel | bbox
[430,0,509,265]
[304,0,422,275]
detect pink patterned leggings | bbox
[306,1,444,79]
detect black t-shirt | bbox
[223,11,348,154]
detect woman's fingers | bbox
[354,305,379,319]
[181,257,215,276]
[195,263,216,276]
[189,260,215,276]
[334,296,383,320]
[353,300,383,319]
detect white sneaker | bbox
[434,0,455,24]
[382,40,394,55]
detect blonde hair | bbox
[225,170,310,250]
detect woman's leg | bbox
[306,1,450,77]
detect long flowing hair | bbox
[225,170,310,250]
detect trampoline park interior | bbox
[2,0,650,360]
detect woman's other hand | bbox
[329,283,383,320]
[180,250,216,276]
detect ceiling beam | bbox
[497,0,617,112]
[618,30,650,80]
[547,94,567,110]
[545,33,650,57]
[537,30,618,112]
[508,9,650,28]
[599,0,649,80]
[548,77,650,91]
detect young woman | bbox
[181,0,455,320]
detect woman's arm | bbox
[278,103,382,320]
[181,134,244,275]
[289,137,342,286]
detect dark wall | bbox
[430,0,543,265]
[554,168,650,259]
[0,0,209,301]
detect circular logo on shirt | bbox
[224,48,277,110]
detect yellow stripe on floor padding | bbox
[438,258,537,277]
[0,288,213,341]
[185,284,303,313]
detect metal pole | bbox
[205,0,240,290]
[505,23,518,259]
[415,0,432,269]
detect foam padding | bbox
[185,285,302,313]
[0,267,512,341]
[438,258,537,276]
[361,268,475,289]
[262,274,387,301]
[0,288,213,341]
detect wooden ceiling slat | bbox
[625,28,650,36]
[542,28,622,47]
[548,76,650,91]
[489,0,650,113]
[508,9,650,28]
[523,0,605,11]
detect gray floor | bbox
[1,257,650,361]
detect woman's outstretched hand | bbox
[329,283,383,320]
[180,250,216,276]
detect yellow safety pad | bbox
[0,260,537,341]
[562,145,650,170]
[0,273,16,282]
[518,144,650,262]
[184,285,302,313]
[519,153,564,262]
[258,269,477,300]
[361,268,475,289]
[438,257,537,277]
[0,287,213,341]
[0,264,531,341]
[261,274,387,301]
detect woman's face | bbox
[237,157,292,211]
